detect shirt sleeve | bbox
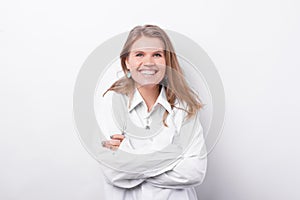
[100,113,207,189]
[99,164,146,188]
[145,113,207,189]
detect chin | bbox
[133,75,164,87]
[135,82,161,89]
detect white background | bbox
[1,0,299,199]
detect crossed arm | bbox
[100,115,207,189]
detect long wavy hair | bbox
[103,25,202,126]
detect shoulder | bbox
[172,99,202,128]
[103,91,128,102]
[172,99,189,120]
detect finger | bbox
[102,140,121,147]
[110,134,125,141]
[109,146,118,151]
[108,139,121,146]
[101,141,119,151]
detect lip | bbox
[138,68,158,75]
[140,70,157,75]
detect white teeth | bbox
[140,70,156,75]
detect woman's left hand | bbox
[102,134,125,151]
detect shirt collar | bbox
[128,89,144,112]
[128,87,172,114]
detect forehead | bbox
[130,36,165,52]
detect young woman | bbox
[100,25,207,200]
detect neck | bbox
[137,84,160,112]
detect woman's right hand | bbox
[101,134,125,151]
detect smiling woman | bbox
[99,24,207,200]
[125,37,166,112]
[125,36,166,90]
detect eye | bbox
[135,53,143,57]
[153,53,162,57]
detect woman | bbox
[100,24,207,200]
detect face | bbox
[125,36,166,88]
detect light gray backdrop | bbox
[1,0,299,199]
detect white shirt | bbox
[96,87,207,200]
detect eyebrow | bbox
[132,50,164,54]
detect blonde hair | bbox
[104,25,202,126]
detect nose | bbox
[143,55,155,66]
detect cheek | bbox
[157,59,166,69]
[127,58,141,69]
[161,66,166,75]
[158,58,166,65]
[157,65,166,77]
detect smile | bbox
[139,69,158,75]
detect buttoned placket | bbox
[127,87,173,131]
[144,109,154,130]
[141,103,155,130]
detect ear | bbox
[125,58,130,70]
